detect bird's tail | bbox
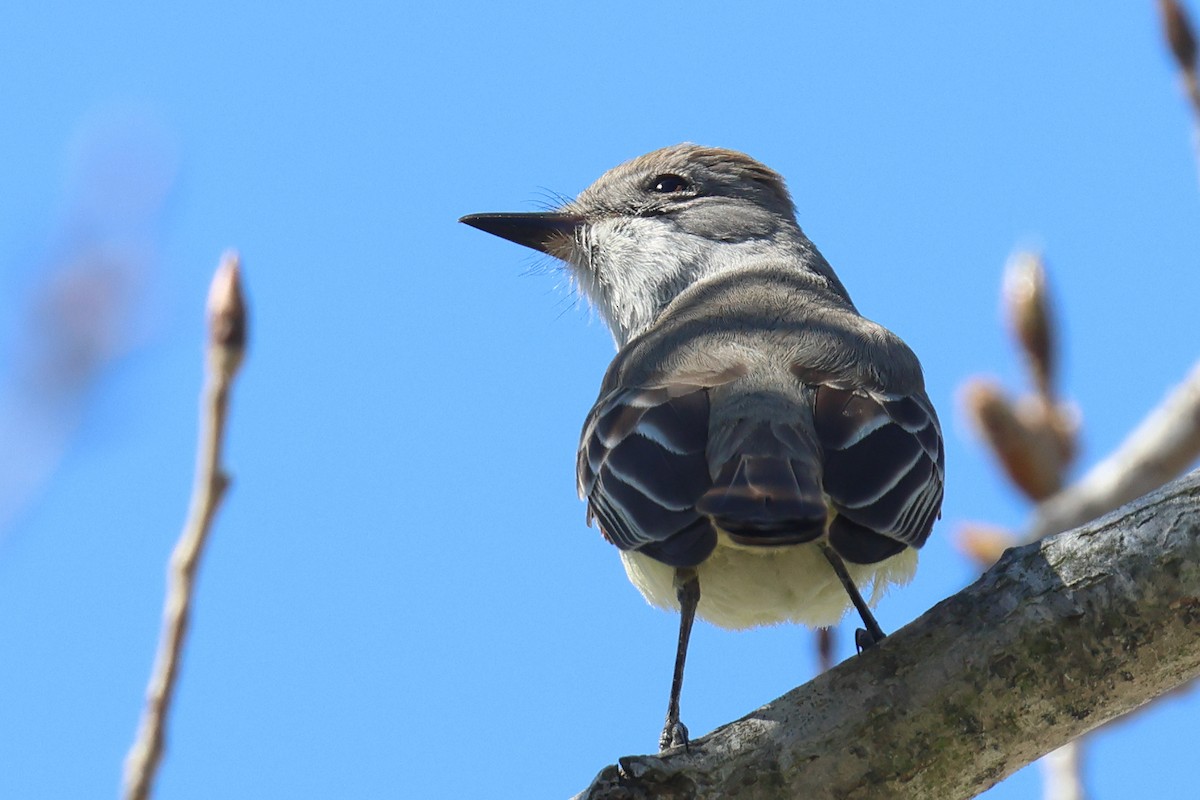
[696,418,828,546]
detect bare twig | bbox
[574,470,1200,800]
[1028,359,1200,541]
[1159,0,1200,189]
[1160,0,1200,114]
[815,628,834,674]
[122,253,248,800]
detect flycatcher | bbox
[462,144,944,750]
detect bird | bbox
[460,144,944,752]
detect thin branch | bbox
[1160,0,1200,115]
[816,628,835,675]
[574,469,1200,800]
[122,253,248,800]
[1028,359,1200,541]
[1159,0,1200,205]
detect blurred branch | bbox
[961,253,1076,509]
[1160,0,1200,116]
[962,379,1073,502]
[1042,743,1085,800]
[122,253,247,800]
[575,470,1200,800]
[1028,359,1200,541]
[1159,0,1200,191]
[0,113,174,536]
[815,628,834,674]
[1004,251,1058,401]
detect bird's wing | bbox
[576,367,743,568]
[808,378,945,564]
[579,363,840,565]
[578,366,944,569]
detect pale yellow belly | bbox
[619,536,918,631]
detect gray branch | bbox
[575,469,1200,800]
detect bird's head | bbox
[462,144,823,345]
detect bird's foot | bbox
[659,718,690,752]
[855,627,886,652]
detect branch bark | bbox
[575,469,1200,800]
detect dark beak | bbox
[459,212,582,255]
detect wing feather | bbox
[577,384,717,567]
[813,384,945,558]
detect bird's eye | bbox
[650,174,692,194]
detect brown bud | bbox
[207,251,247,377]
[1161,0,1198,73]
[956,522,1017,568]
[961,378,1064,501]
[1003,252,1056,399]
[1015,394,1079,475]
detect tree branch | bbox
[575,468,1200,800]
[123,253,247,800]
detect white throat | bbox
[565,216,803,347]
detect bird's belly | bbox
[619,536,918,631]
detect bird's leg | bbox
[819,541,886,650]
[660,567,700,751]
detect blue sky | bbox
[2,3,1198,798]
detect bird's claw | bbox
[855,627,886,652]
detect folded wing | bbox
[577,359,944,569]
[577,382,718,567]
[812,384,944,564]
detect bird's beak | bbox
[459,212,582,256]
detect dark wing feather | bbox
[813,385,944,563]
[577,385,717,567]
[580,379,834,563]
